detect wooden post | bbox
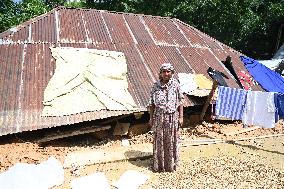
[200,80,218,121]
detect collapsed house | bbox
[0,7,263,138]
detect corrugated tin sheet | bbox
[59,9,87,43]
[102,12,135,44]
[84,10,112,43]
[123,14,154,44]
[0,7,263,136]
[31,11,57,43]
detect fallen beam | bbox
[37,125,111,143]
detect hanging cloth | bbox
[215,86,247,120]
[240,56,284,93]
[275,93,284,119]
[238,70,254,90]
[207,67,228,87]
[242,91,276,128]
[222,56,243,88]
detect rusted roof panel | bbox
[87,43,117,51]
[60,42,87,48]
[0,7,264,136]
[0,110,140,136]
[137,44,167,78]
[174,20,223,49]
[159,46,194,74]
[124,14,154,44]
[179,47,210,77]
[58,9,87,43]
[0,44,23,134]
[0,44,22,112]
[115,43,153,107]
[31,12,57,43]
[102,12,135,44]
[143,16,189,46]
[22,44,54,111]
[84,10,112,43]
[0,25,29,44]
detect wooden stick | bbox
[224,126,260,136]
[181,140,224,147]
[227,133,284,142]
[181,133,284,147]
[200,80,218,121]
[182,138,222,142]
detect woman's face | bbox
[161,69,172,82]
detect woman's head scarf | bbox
[159,63,174,73]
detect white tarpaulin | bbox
[0,157,64,189]
[42,47,137,116]
[113,170,149,189]
[71,172,110,189]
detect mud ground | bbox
[0,120,283,188]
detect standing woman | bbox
[148,63,184,172]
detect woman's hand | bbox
[148,118,153,129]
[179,117,183,126]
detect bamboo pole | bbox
[181,133,284,147]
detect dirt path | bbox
[0,121,283,188]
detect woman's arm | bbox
[148,105,154,128]
[179,104,183,126]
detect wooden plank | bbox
[37,125,111,143]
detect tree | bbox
[44,0,66,9]
[0,0,19,32]
[0,0,283,59]
[18,0,49,23]
[171,0,284,59]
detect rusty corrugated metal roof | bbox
[0,7,260,136]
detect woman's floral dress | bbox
[149,78,183,172]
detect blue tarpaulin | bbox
[240,56,284,93]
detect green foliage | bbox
[0,0,19,32]
[0,0,49,32]
[171,0,284,58]
[64,1,85,8]
[0,0,283,59]
[18,0,49,22]
[44,0,66,9]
